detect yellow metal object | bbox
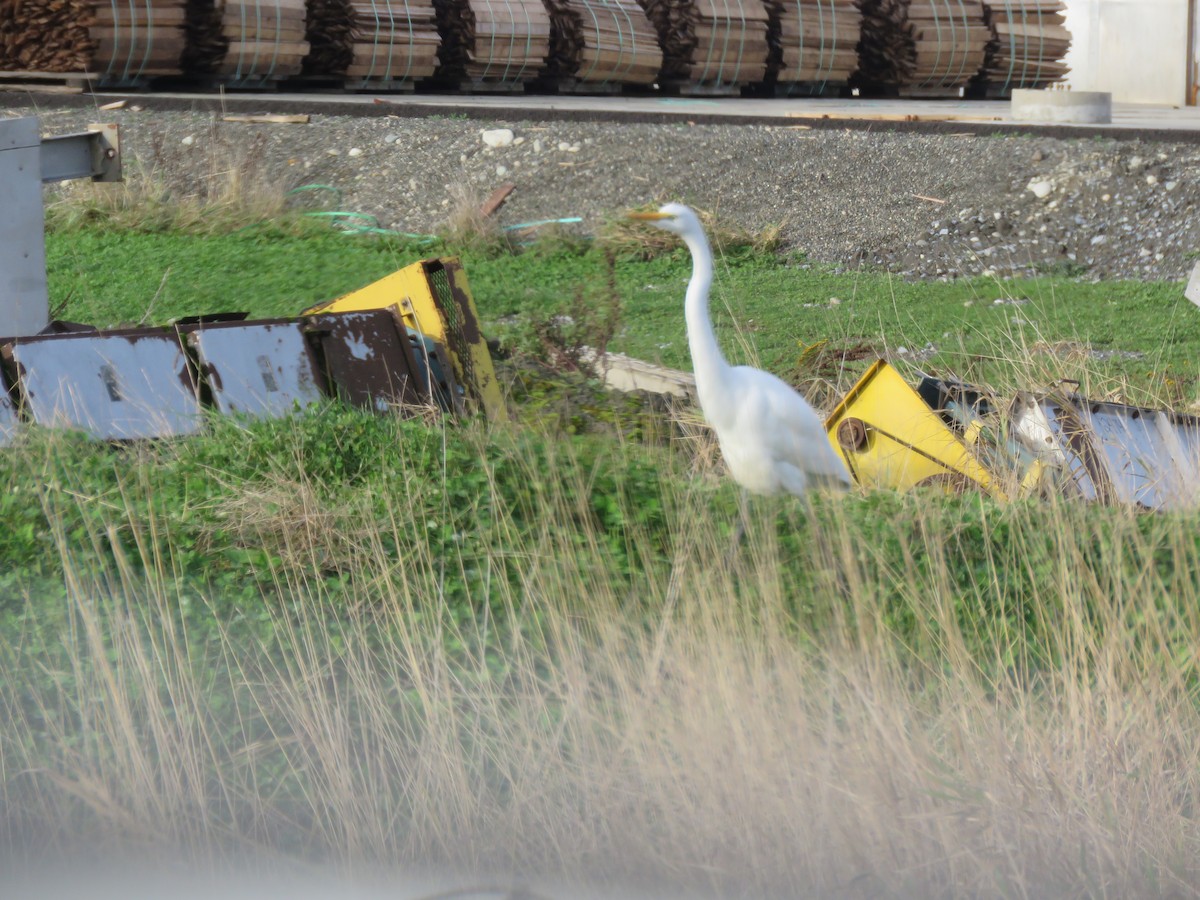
[304,258,507,420]
[825,360,1006,499]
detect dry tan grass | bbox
[599,206,782,260]
[3,427,1200,897]
[44,121,297,234]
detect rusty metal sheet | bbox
[303,311,423,412]
[183,320,324,418]
[2,329,202,440]
[0,365,20,447]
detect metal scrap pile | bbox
[0,258,505,446]
[826,359,1200,512]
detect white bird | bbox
[628,203,852,497]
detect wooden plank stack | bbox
[763,0,859,92]
[638,0,771,89]
[432,0,549,87]
[305,0,439,84]
[0,0,185,81]
[183,0,308,85]
[975,0,1069,94]
[855,0,989,95]
[542,0,661,88]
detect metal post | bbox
[0,117,121,337]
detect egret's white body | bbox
[630,203,852,497]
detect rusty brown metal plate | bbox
[303,311,424,412]
[1,329,202,440]
[182,320,324,419]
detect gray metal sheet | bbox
[186,321,324,418]
[0,365,20,447]
[1073,400,1185,509]
[4,331,202,440]
[1011,395,1108,502]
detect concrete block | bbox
[1011,89,1113,125]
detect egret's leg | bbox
[727,489,750,563]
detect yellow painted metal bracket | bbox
[304,258,507,421]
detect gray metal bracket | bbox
[1,117,122,338]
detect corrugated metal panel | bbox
[184,320,324,418]
[1,330,202,440]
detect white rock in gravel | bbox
[514,137,525,145]
[496,165,508,177]
[384,133,398,144]
[1027,179,1054,199]
[533,139,543,153]
[348,148,363,158]
[557,141,571,151]
[482,128,515,148]
[181,135,195,146]
[1166,181,1178,191]
[1090,234,1107,245]
[1146,174,1159,186]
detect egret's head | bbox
[626,202,700,237]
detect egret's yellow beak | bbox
[626,211,673,221]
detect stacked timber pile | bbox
[763,0,860,92]
[0,0,185,81]
[432,0,549,87]
[856,0,989,95]
[305,0,439,84]
[183,0,308,84]
[542,0,661,88]
[639,0,771,90]
[975,0,1069,94]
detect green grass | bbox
[45,226,1195,405]
[8,220,1200,893]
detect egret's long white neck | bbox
[682,226,731,402]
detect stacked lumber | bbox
[432,0,549,86]
[976,0,1069,93]
[764,0,860,89]
[184,0,308,83]
[305,0,439,82]
[856,0,988,93]
[542,0,661,86]
[0,0,185,79]
[639,0,771,87]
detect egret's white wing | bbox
[737,366,851,486]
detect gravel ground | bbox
[13,103,1199,281]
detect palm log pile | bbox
[639,0,770,86]
[0,0,185,78]
[542,0,661,85]
[856,0,989,93]
[183,0,308,82]
[432,0,549,85]
[976,0,1069,92]
[305,0,439,82]
[763,0,859,88]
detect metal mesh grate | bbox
[427,263,478,400]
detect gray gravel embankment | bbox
[12,104,1198,281]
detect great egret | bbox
[628,203,852,497]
